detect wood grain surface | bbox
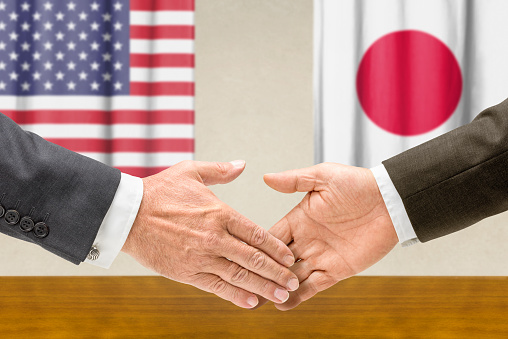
[0,276,507,338]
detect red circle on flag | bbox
[356,30,463,136]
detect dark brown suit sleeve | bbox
[382,98,508,242]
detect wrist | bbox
[369,165,418,246]
[121,177,148,255]
[365,169,398,246]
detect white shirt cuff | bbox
[85,172,143,268]
[371,165,419,247]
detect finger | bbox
[269,204,306,246]
[221,236,299,293]
[211,258,291,304]
[263,166,323,193]
[275,271,335,311]
[288,240,306,260]
[192,272,259,309]
[290,260,313,283]
[250,295,270,310]
[194,160,246,186]
[268,215,293,245]
[250,260,315,310]
[226,211,295,268]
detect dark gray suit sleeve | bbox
[382,98,508,242]
[0,113,121,264]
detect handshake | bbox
[121,160,398,311]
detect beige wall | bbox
[0,0,507,276]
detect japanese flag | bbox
[314,0,508,167]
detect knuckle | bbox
[202,232,222,250]
[296,175,316,192]
[303,274,331,299]
[231,267,249,284]
[249,251,266,271]
[315,273,332,290]
[209,204,227,220]
[218,208,236,230]
[259,281,270,295]
[178,160,194,170]
[215,162,229,177]
[220,208,235,224]
[230,286,241,303]
[250,227,268,247]
[306,256,318,268]
[294,175,304,191]
[276,268,289,284]
[307,282,319,296]
[210,278,228,295]
[320,162,334,171]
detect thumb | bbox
[264,166,323,193]
[195,160,246,186]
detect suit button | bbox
[5,210,20,225]
[33,222,49,238]
[0,205,4,218]
[19,216,34,232]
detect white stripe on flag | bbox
[82,152,193,167]
[20,124,194,139]
[130,11,194,26]
[0,96,194,110]
[130,39,194,54]
[130,68,194,82]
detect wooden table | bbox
[0,276,507,338]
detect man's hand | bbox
[260,163,398,310]
[121,160,299,309]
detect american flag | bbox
[0,0,194,177]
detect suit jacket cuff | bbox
[85,173,143,269]
[371,165,419,247]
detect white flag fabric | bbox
[314,0,508,167]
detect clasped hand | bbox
[122,160,299,309]
[122,161,398,311]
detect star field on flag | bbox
[0,0,195,178]
[0,0,130,95]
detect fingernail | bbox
[247,296,258,308]
[230,160,246,170]
[287,278,299,291]
[283,254,295,267]
[274,288,289,303]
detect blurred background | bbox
[0,0,507,276]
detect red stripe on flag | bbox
[46,138,194,153]
[130,0,194,11]
[3,110,194,124]
[130,26,194,40]
[130,82,194,96]
[130,54,194,68]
